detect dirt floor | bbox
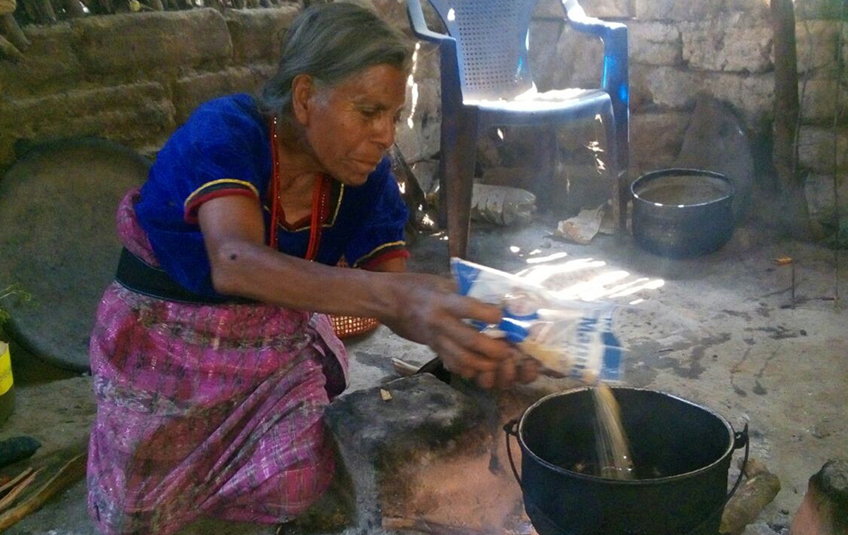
[1,204,846,535]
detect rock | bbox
[340,0,444,35]
[74,9,232,74]
[174,65,275,124]
[630,111,691,170]
[0,24,82,99]
[723,0,770,18]
[794,0,847,20]
[805,173,848,220]
[801,80,848,124]
[798,126,848,174]
[744,522,784,535]
[534,0,566,18]
[0,82,175,168]
[795,20,840,78]
[225,5,300,65]
[643,66,703,109]
[681,19,773,73]
[326,374,546,533]
[410,159,439,195]
[790,459,848,535]
[708,72,774,130]
[393,39,442,165]
[326,374,483,468]
[535,0,632,18]
[634,0,720,22]
[395,77,440,163]
[545,25,604,90]
[324,374,485,529]
[529,20,565,92]
[582,0,633,18]
[409,39,441,81]
[639,67,773,129]
[674,96,755,221]
[629,22,682,66]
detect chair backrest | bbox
[424,0,540,100]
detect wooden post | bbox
[771,0,812,238]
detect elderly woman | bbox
[86,4,537,535]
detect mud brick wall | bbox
[1,0,846,214]
[0,6,298,165]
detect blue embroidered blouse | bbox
[135,94,409,298]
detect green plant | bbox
[0,284,32,327]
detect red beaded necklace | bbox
[269,117,332,260]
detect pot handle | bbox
[679,422,750,535]
[728,423,750,499]
[504,419,523,487]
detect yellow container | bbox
[0,341,14,423]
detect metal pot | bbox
[631,169,735,259]
[505,387,749,535]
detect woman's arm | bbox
[199,195,521,386]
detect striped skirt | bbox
[87,191,348,535]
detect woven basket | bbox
[330,314,380,339]
[329,258,380,339]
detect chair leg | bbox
[441,111,479,259]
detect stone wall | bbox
[0,6,298,165]
[1,0,846,215]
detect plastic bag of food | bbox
[452,258,624,383]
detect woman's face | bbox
[296,64,407,186]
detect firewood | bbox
[0,469,42,511]
[720,470,781,535]
[0,453,86,530]
[391,358,419,377]
[0,14,29,50]
[0,468,33,498]
[0,34,23,62]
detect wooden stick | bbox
[0,453,87,531]
[0,468,33,499]
[0,469,42,512]
[391,358,419,377]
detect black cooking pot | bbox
[505,387,748,535]
[631,169,735,258]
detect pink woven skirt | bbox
[87,190,349,535]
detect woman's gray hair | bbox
[260,2,412,124]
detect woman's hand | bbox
[379,274,537,389]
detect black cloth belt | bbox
[115,247,254,305]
